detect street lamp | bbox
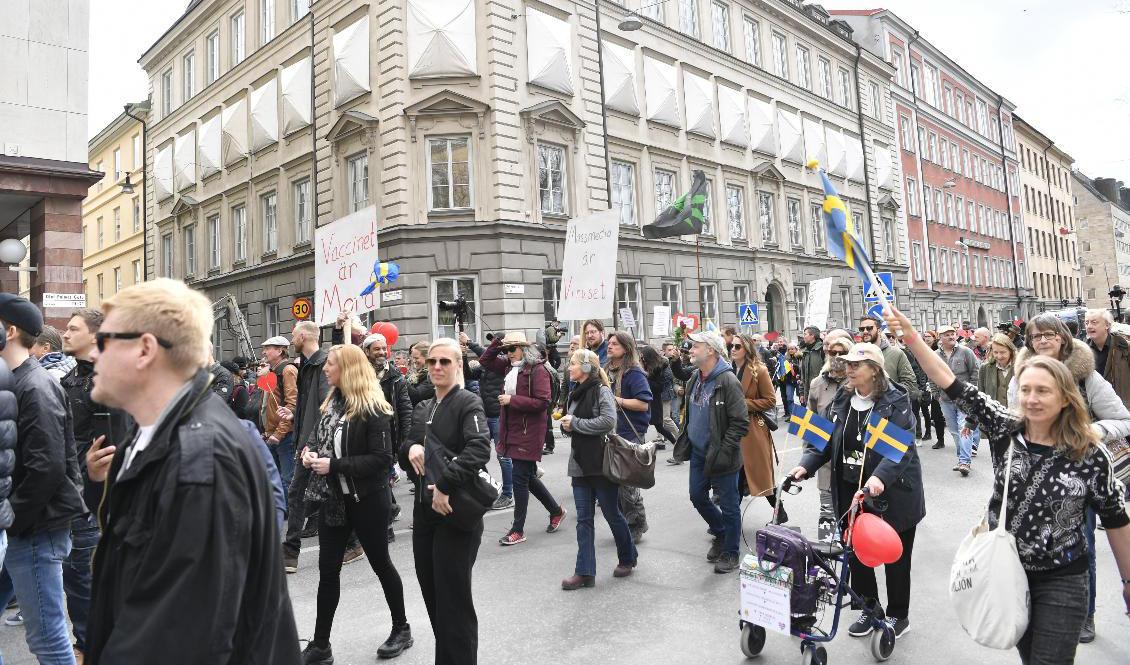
[120,173,135,195]
[956,238,974,324]
[942,179,957,189]
[618,0,669,31]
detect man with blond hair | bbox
[82,279,298,664]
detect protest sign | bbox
[556,210,619,321]
[804,278,833,329]
[314,205,380,325]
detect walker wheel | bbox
[740,623,766,658]
[870,625,895,661]
[800,644,827,665]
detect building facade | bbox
[82,111,147,308]
[1012,115,1081,313]
[141,0,907,355]
[1074,172,1130,312]
[0,0,100,326]
[834,8,1030,331]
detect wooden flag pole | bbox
[695,235,703,321]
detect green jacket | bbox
[879,337,920,404]
[797,341,825,400]
[977,358,1013,407]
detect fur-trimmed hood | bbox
[1015,337,1094,383]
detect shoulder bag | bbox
[602,399,657,489]
[423,402,501,531]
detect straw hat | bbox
[499,331,531,348]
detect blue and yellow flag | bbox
[360,260,400,297]
[788,407,834,452]
[865,413,913,463]
[808,160,879,288]
[775,358,792,381]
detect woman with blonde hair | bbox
[884,305,1130,664]
[730,334,785,520]
[299,344,411,664]
[978,333,1016,410]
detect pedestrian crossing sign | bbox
[739,303,759,326]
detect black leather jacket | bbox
[61,359,133,512]
[0,359,16,530]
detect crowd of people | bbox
[0,279,1126,665]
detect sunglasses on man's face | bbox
[858,325,877,332]
[95,331,174,353]
[426,357,454,367]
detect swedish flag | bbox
[808,161,879,288]
[775,358,792,381]
[864,413,913,463]
[788,407,834,452]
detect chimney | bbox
[1121,187,1130,213]
[1095,177,1121,203]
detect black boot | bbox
[302,640,334,665]
[377,623,413,659]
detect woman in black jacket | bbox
[299,345,411,665]
[401,338,492,665]
[640,345,678,450]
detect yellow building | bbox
[82,108,147,308]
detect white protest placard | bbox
[314,205,380,326]
[804,277,833,330]
[556,210,619,321]
[739,555,793,636]
[618,307,636,330]
[652,305,671,337]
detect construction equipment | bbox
[212,294,257,360]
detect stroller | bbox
[737,476,897,665]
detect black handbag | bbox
[760,410,779,431]
[602,403,657,489]
[422,413,500,531]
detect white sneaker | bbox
[4,612,23,627]
[536,465,545,479]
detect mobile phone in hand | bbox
[92,413,114,448]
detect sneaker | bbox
[713,552,739,574]
[377,623,413,659]
[542,447,555,455]
[301,640,334,665]
[706,536,724,562]
[931,441,945,450]
[561,575,596,590]
[547,506,567,533]
[888,616,910,639]
[4,612,22,627]
[952,463,962,471]
[491,494,514,510]
[971,447,979,457]
[612,562,635,578]
[848,611,874,637]
[284,554,299,574]
[535,465,545,479]
[391,504,402,522]
[300,523,319,539]
[389,469,401,485]
[1079,615,1095,643]
[499,531,526,546]
[958,463,970,477]
[342,545,366,565]
[666,457,684,466]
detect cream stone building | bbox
[140,0,906,352]
[82,109,147,308]
[1013,115,1081,312]
[1074,171,1130,312]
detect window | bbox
[265,302,280,339]
[787,197,802,248]
[701,178,713,235]
[840,285,853,324]
[734,284,750,321]
[679,0,699,37]
[541,277,569,336]
[933,191,943,225]
[231,11,246,65]
[654,168,676,213]
[922,185,933,221]
[97,217,104,249]
[793,286,807,331]
[743,17,761,66]
[133,260,141,285]
[615,280,643,338]
[161,69,173,117]
[795,45,811,89]
[113,148,121,180]
[260,0,275,45]
[347,152,369,212]
[132,197,141,232]
[206,31,219,84]
[854,208,870,254]
[132,134,142,169]
[611,161,635,227]
[162,233,173,279]
[939,248,949,283]
[537,143,567,215]
[759,191,776,245]
[911,242,923,281]
[207,214,220,269]
[771,32,788,79]
[882,216,895,261]
[939,138,949,169]
[427,137,472,211]
[909,62,920,96]
[945,193,954,226]
[711,2,730,51]
[184,225,196,276]
[113,267,121,294]
[943,84,953,115]
[955,196,964,229]
[923,64,939,107]
[869,82,882,120]
[905,178,918,216]
[97,274,104,301]
[976,98,988,135]
[891,50,904,87]
[292,0,310,22]
[113,207,121,241]
[928,245,938,283]
[434,277,478,340]
[810,202,825,250]
[699,283,719,328]
[837,68,852,109]
[927,132,938,163]
[955,92,965,124]
[817,57,832,99]
[261,192,277,254]
[950,143,959,172]
[726,185,745,241]
[294,179,311,243]
[917,127,927,155]
[182,51,195,100]
[661,281,683,314]
[642,0,663,20]
[972,255,980,287]
[232,204,247,261]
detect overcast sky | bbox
[88,0,1130,181]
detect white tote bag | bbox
[949,445,1030,649]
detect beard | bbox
[371,357,387,373]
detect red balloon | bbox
[851,513,903,568]
[369,321,399,347]
[257,373,278,393]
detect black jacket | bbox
[0,359,16,530]
[86,369,299,665]
[468,341,504,417]
[9,357,85,536]
[399,386,491,498]
[209,362,235,400]
[380,369,413,448]
[324,405,395,501]
[60,359,133,515]
[295,349,329,450]
[407,369,436,406]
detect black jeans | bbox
[848,521,916,619]
[510,459,560,534]
[315,490,407,642]
[920,397,944,441]
[1016,571,1088,665]
[543,410,555,452]
[284,459,313,557]
[413,505,483,665]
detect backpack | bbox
[544,363,561,407]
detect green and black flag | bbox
[642,169,707,239]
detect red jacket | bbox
[479,339,551,461]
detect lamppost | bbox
[956,238,974,324]
[1111,284,1125,323]
[123,101,151,280]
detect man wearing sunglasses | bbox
[857,315,920,408]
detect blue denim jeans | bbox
[688,452,741,556]
[271,432,296,500]
[572,476,636,576]
[488,416,513,498]
[0,527,75,665]
[63,514,99,651]
[1016,571,1088,665]
[940,400,975,464]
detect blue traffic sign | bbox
[738,303,760,326]
[863,271,895,304]
[866,303,888,327]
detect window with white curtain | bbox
[208,215,221,269]
[232,205,246,261]
[162,234,173,278]
[700,283,719,327]
[615,280,644,338]
[771,32,788,79]
[787,197,803,248]
[294,179,311,244]
[348,152,369,212]
[183,51,195,101]
[184,225,196,276]
[795,45,811,89]
[837,68,852,109]
[261,192,277,253]
[793,286,807,331]
[818,58,832,99]
[654,169,676,213]
[811,202,824,250]
[882,216,895,261]
[759,191,776,245]
[642,0,663,20]
[679,0,699,37]
[611,161,635,226]
[726,185,745,241]
[537,143,567,215]
[711,2,730,51]
[743,17,760,66]
[206,32,219,84]
[911,242,923,281]
[231,11,246,65]
[427,137,472,211]
[260,0,275,45]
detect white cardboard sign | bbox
[556,210,619,321]
[804,277,833,330]
[314,205,380,326]
[652,305,671,337]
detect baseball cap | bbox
[841,343,884,367]
[937,325,957,335]
[0,293,44,337]
[261,336,290,347]
[687,331,727,356]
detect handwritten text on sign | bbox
[314,205,380,326]
[556,210,619,321]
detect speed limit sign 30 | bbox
[291,298,312,321]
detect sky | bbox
[88,0,1130,182]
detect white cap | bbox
[261,336,290,347]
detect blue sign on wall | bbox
[863,272,895,304]
[738,303,760,326]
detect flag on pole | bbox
[642,170,708,239]
[775,358,792,381]
[864,413,913,463]
[807,160,886,305]
[787,407,834,452]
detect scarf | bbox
[305,397,347,526]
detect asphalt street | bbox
[0,425,1126,665]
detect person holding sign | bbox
[788,343,924,641]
